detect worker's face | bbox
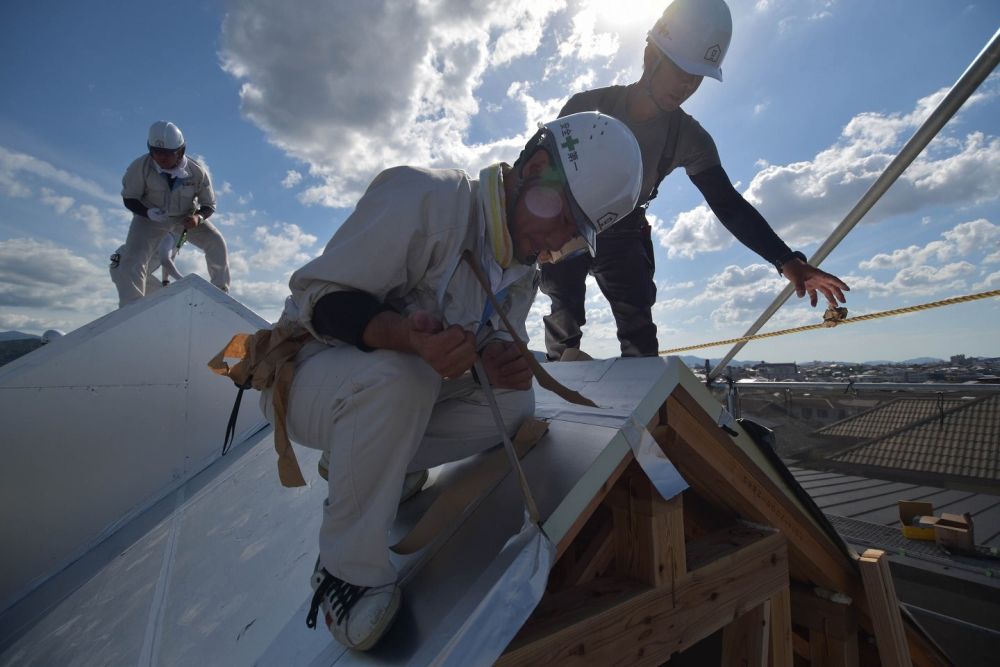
[509,150,583,265]
[149,147,182,170]
[644,45,703,110]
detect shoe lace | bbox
[306,570,369,629]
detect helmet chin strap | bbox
[642,57,672,114]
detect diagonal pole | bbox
[708,28,1000,380]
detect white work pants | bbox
[262,343,534,587]
[116,215,230,306]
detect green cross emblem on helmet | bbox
[561,135,580,152]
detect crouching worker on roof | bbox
[264,111,642,651]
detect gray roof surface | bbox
[0,357,691,667]
[813,397,966,440]
[789,466,1000,549]
[831,394,1000,481]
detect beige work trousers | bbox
[115,215,230,306]
[262,342,534,587]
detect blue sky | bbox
[1,0,997,363]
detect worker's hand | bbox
[781,259,850,307]
[407,310,476,379]
[182,213,202,230]
[147,208,170,223]
[480,341,532,391]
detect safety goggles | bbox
[148,146,181,157]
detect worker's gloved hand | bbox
[407,310,476,379]
[147,208,170,223]
[480,341,531,390]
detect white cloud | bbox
[869,262,976,297]
[859,219,998,273]
[0,145,119,205]
[249,222,319,270]
[0,238,115,314]
[974,271,1000,290]
[656,86,1000,259]
[219,0,569,208]
[227,279,290,321]
[40,188,74,214]
[70,204,106,240]
[281,170,303,189]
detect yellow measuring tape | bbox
[658,289,1000,356]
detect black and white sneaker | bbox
[307,560,401,651]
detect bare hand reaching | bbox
[781,259,850,307]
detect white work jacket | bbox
[285,166,538,349]
[121,155,216,223]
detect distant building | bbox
[754,362,799,381]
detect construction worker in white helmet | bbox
[540,0,849,360]
[115,121,230,307]
[258,111,642,651]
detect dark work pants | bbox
[540,226,658,359]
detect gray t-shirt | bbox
[560,85,720,206]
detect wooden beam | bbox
[722,601,769,667]
[661,392,948,667]
[661,392,860,599]
[553,451,633,562]
[858,549,911,667]
[498,523,788,667]
[768,586,793,667]
[607,463,686,587]
[548,507,615,590]
[790,586,859,667]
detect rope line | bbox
[658,289,1000,356]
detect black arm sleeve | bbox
[123,197,148,218]
[689,165,792,263]
[197,205,214,219]
[312,290,395,352]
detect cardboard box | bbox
[899,500,936,540]
[934,513,975,553]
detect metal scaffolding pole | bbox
[709,28,1000,380]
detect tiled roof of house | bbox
[831,394,1000,481]
[814,397,967,440]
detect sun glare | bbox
[590,0,662,30]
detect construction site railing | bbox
[709,28,1000,380]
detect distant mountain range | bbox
[0,331,39,342]
[677,355,947,368]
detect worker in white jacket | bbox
[115,121,229,306]
[264,112,643,651]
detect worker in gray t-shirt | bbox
[541,0,849,359]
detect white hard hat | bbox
[41,329,65,344]
[648,0,732,82]
[538,112,642,256]
[147,121,185,151]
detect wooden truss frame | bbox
[497,386,949,666]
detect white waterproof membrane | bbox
[1,346,693,666]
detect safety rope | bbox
[658,289,1000,356]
